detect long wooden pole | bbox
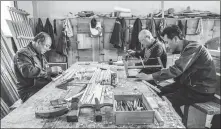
[161,1,164,18]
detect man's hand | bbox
[51,66,63,75]
[127,49,136,56]
[136,73,153,81]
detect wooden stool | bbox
[182,94,220,128]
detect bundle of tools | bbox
[115,99,147,111]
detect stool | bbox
[182,94,220,128]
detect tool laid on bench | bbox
[80,97,113,122]
[66,98,80,122]
[35,106,69,118]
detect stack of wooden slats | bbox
[1,31,19,105]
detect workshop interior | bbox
[1,1,220,128]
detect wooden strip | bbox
[14,13,26,37]
[17,35,34,40]
[139,56,145,68]
[142,80,161,93]
[157,57,164,68]
[155,110,164,126]
[24,16,34,36]
[9,7,29,15]
[128,65,162,69]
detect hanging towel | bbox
[195,18,203,37]
[177,20,187,39]
[130,18,142,50]
[146,19,152,32]
[35,18,44,36]
[53,19,57,35]
[110,17,127,49]
[56,29,69,56]
[153,18,165,42]
[63,18,73,38]
[44,18,56,49]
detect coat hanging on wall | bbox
[110,17,127,49]
[130,18,142,50]
[44,18,56,49]
[35,18,44,36]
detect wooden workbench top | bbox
[1,62,185,128]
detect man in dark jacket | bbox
[127,29,167,68]
[14,32,63,102]
[136,25,217,118]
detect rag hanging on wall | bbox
[56,17,73,56]
[89,18,102,38]
[176,20,187,39]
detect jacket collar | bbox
[148,39,158,49]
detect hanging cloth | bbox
[53,19,57,35]
[153,18,165,42]
[44,18,56,49]
[110,17,126,49]
[56,19,72,56]
[63,18,73,38]
[176,20,187,39]
[89,18,102,37]
[56,29,69,56]
[35,18,44,36]
[195,18,203,38]
[130,18,142,50]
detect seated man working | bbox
[127,29,167,74]
[136,25,217,118]
[14,32,63,102]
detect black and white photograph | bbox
[1,1,220,128]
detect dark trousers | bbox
[20,89,39,102]
[158,81,215,118]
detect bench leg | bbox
[182,105,190,128]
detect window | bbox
[1,1,14,36]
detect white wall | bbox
[17,1,33,17]
[1,1,14,36]
[17,1,220,18]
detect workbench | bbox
[1,62,185,128]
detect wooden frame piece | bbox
[124,57,164,78]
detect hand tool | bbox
[66,98,80,122]
[79,97,113,122]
